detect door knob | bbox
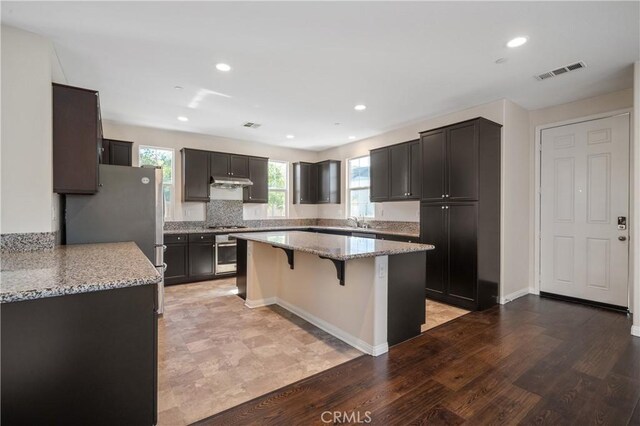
[618,236,627,241]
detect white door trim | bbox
[533,109,633,306]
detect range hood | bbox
[210,176,253,189]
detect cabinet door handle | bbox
[445,194,449,198]
[441,194,445,198]
[441,206,445,209]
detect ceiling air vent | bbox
[243,122,261,129]
[535,61,586,81]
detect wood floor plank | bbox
[196,296,638,426]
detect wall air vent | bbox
[535,61,586,81]
[243,122,262,129]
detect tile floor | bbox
[157,279,469,425]
[157,278,362,425]
[422,298,470,331]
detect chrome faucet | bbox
[349,216,368,228]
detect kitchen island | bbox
[1,242,161,425]
[234,231,434,355]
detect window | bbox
[268,160,288,217]
[348,156,374,218]
[138,145,175,220]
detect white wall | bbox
[633,63,640,336]
[102,120,319,221]
[501,100,532,301]
[528,88,634,300]
[316,99,505,222]
[0,25,61,234]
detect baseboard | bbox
[244,297,277,309]
[499,288,529,305]
[276,298,388,356]
[631,325,640,337]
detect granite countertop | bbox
[0,242,161,303]
[164,226,419,238]
[233,231,433,261]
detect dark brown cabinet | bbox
[188,234,215,278]
[317,160,341,204]
[293,160,340,204]
[419,117,501,311]
[244,157,268,203]
[164,234,188,285]
[101,139,133,167]
[370,140,420,202]
[182,149,210,202]
[53,83,102,194]
[293,162,316,204]
[210,152,249,178]
[182,149,268,203]
[421,121,478,202]
[370,148,389,202]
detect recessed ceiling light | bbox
[506,36,528,48]
[216,63,232,72]
[348,136,356,140]
[286,134,295,139]
[495,57,508,64]
[177,116,189,122]
[354,104,367,111]
[174,85,183,90]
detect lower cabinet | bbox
[420,202,496,310]
[164,235,188,285]
[188,234,215,279]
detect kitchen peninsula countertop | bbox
[164,225,419,239]
[0,242,161,303]
[233,230,433,261]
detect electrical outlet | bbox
[378,263,386,278]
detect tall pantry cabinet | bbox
[419,118,501,310]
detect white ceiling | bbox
[2,2,638,151]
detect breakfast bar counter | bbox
[234,231,434,355]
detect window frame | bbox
[267,159,289,218]
[138,145,176,221]
[347,155,374,218]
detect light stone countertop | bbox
[164,225,419,239]
[0,242,161,303]
[233,230,434,261]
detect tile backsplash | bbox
[206,200,244,227]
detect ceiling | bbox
[2,2,638,151]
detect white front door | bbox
[540,113,630,307]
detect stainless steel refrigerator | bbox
[65,164,165,313]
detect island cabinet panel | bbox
[1,284,158,426]
[419,117,501,311]
[182,148,210,201]
[244,157,268,203]
[369,147,389,202]
[164,235,189,285]
[53,83,102,194]
[387,251,426,346]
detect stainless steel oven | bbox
[214,234,237,275]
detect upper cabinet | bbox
[101,139,133,167]
[243,157,268,203]
[420,120,483,202]
[292,160,340,204]
[292,162,316,204]
[210,152,249,178]
[182,149,268,203]
[317,160,341,204]
[53,83,103,194]
[369,140,420,202]
[369,148,389,202]
[182,149,210,202]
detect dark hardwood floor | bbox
[194,295,640,425]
